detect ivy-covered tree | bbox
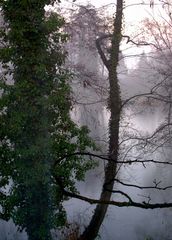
[0,1,95,240]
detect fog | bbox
[0,2,172,240]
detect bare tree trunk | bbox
[78,1,123,240]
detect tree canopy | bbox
[0,1,95,239]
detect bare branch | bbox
[95,34,112,70]
[121,92,172,110]
[122,35,160,49]
[55,174,172,209]
[103,188,133,203]
[62,188,172,209]
[54,152,172,166]
[113,178,172,191]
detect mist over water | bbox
[63,35,172,238]
[66,98,170,240]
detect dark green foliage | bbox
[0,1,95,239]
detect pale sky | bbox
[61,0,164,68]
[71,0,164,24]
[62,0,160,33]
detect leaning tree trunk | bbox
[78,1,123,239]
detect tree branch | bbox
[62,188,172,209]
[55,151,172,166]
[103,188,133,203]
[122,35,160,49]
[112,178,172,191]
[95,34,112,70]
